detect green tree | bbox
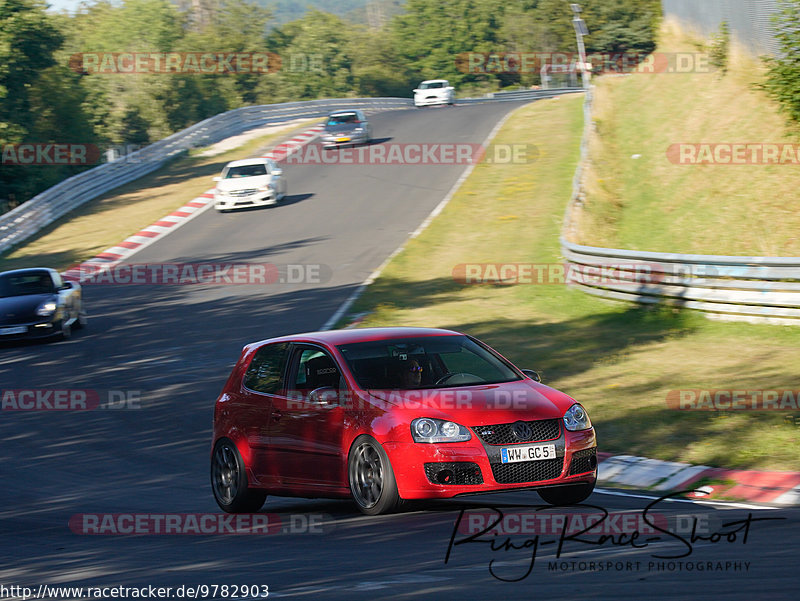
[267,10,359,100]
[762,0,800,126]
[62,0,225,144]
[1,0,95,205]
[585,0,661,55]
[181,0,274,107]
[390,0,503,86]
[0,0,63,139]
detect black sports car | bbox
[0,268,86,341]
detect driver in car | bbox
[399,359,423,389]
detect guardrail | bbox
[560,87,800,324]
[0,90,584,256]
[459,87,584,104]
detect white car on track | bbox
[413,79,455,107]
[213,158,287,212]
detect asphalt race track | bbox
[1,101,798,600]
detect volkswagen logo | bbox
[512,421,533,441]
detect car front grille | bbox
[491,458,564,484]
[568,448,598,475]
[1,314,33,326]
[472,419,561,445]
[424,462,483,485]
[227,189,259,197]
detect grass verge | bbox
[0,118,321,272]
[338,93,800,471]
[577,22,800,256]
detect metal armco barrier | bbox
[561,241,800,323]
[561,87,800,324]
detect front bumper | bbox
[321,132,369,147]
[414,95,452,107]
[0,319,61,341]
[214,190,277,210]
[383,428,596,499]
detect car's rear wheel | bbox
[537,481,595,506]
[211,439,267,513]
[348,436,401,515]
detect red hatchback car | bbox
[211,327,597,515]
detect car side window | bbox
[244,342,289,394]
[289,347,341,394]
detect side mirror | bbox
[447,86,454,90]
[213,176,221,182]
[521,369,541,382]
[309,386,339,405]
[271,168,283,176]
[59,282,73,291]
[413,89,420,94]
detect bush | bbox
[709,21,730,74]
[762,0,800,126]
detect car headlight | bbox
[563,403,592,431]
[411,418,471,443]
[36,301,57,317]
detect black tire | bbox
[537,481,595,506]
[348,436,401,515]
[211,439,267,513]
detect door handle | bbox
[271,409,282,421]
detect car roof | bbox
[420,79,449,84]
[224,158,271,168]
[328,110,361,116]
[248,327,463,349]
[0,267,56,277]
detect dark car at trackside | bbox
[0,268,86,341]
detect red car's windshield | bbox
[336,335,521,390]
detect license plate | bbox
[336,137,351,142]
[0,326,27,335]
[500,444,556,464]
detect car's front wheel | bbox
[58,319,72,340]
[348,436,401,515]
[211,439,267,513]
[537,481,595,506]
